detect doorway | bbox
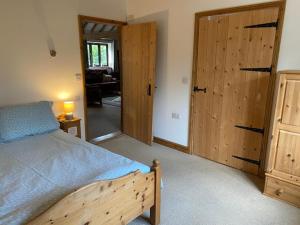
[189,1,285,176]
[78,16,126,142]
[78,16,157,144]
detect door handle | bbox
[194,86,207,93]
[148,84,152,96]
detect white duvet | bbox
[0,130,150,225]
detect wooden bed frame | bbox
[27,160,161,225]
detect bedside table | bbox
[58,118,81,138]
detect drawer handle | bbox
[276,189,284,196]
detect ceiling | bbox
[83,22,118,34]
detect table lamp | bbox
[64,101,75,120]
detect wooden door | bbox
[121,23,156,145]
[191,5,282,175]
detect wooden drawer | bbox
[264,175,300,208]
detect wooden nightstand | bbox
[58,117,81,138]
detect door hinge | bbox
[244,21,278,29]
[232,155,261,166]
[240,67,272,73]
[235,125,264,134]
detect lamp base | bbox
[65,113,74,121]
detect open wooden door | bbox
[121,23,157,145]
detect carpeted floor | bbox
[98,135,300,225]
[87,104,121,140]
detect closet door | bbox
[269,74,300,182]
[121,23,157,145]
[191,5,281,175]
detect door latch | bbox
[148,84,152,96]
[194,86,207,93]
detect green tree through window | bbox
[100,45,108,66]
[87,42,109,67]
[92,44,100,66]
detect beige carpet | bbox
[98,135,300,225]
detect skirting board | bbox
[153,137,189,154]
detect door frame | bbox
[78,15,127,141]
[188,0,286,177]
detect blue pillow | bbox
[0,101,59,142]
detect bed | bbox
[0,102,161,225]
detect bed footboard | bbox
[27,160,161,225]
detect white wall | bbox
[127,0,300,146]
[0,0,126,139]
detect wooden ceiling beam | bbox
[109,25,116,32]
[99,24,107,32]
[83,32,119,40]
[91,23,98,32]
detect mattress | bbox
[0,130,150,225]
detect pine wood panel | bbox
[122,23,157,145]
[266,74,288,173]
[192,15,229,161]
[191,5,280,175]
[282,80,300,126]
[27,161,161,225]
[275,131,300,178]
[228,7,278,174]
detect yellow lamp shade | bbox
[64,101,75,120]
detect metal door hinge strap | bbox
[244,21,278,29]
[240,67,272,73]
[232,155,261,166]
[235,125,264,134]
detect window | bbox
[87,42,109,67]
